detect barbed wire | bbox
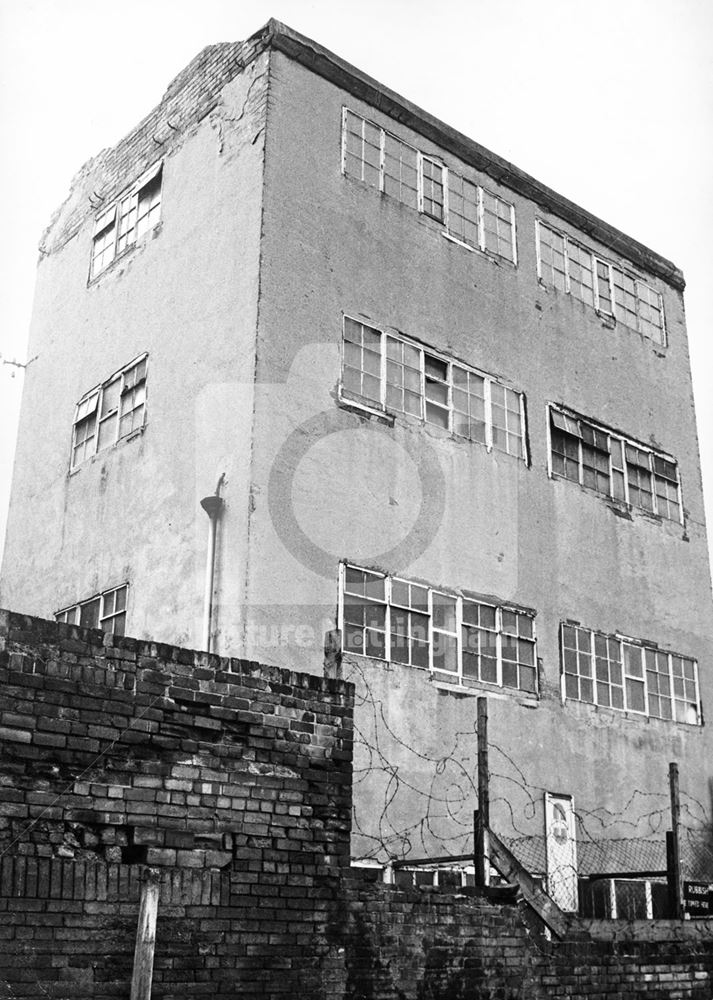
[347,661,713,880]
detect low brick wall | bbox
[1,609,712,999]
[336,873,713,999]
[0,609,353,997]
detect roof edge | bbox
[264,19,684,291]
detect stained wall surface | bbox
[244,45,713,859]
[1,23,711,865]
[0,38,271,650]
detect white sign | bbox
[545,792,578,911]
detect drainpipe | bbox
[200,476,225,653]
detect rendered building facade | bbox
[2,21,712,902]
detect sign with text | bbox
[683,881,713,917]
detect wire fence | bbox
[346,660,713,918]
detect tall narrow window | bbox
[420,156,446,222]
[447,174,479,249]
[566,241,594,306]
[71,391,100,468]
[342,566,387,659]
[537,222,567,291]
[482,189,515,262]
[383,133,419,208]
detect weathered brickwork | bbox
[335,873,713,999]
[40,25,271,257]
[0,609,353,997]
[1,610,712,998]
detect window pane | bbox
[136,170,162,239]
[482,190,514,261]
[567,241,594,306]
[538,224,566,291]
[447,173,479,248]
[432,593,456,631]
[626,678,646,713]
[79,599,101,630]
[342,321,383,406]
[97,413,118,451]
[421,158,445,221]
[596,260,613,313]
[101,379,121,417]
[384,133,418,209]
[433,632,457,673]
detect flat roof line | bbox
[263,19,684,291]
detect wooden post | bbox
[475,696,490,887]
[130,867,161,1000]
[668,762,683,919]
[324,628,343,679]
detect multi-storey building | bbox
[1,20,711,904]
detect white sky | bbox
[0,0,712,587]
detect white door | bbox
[545,792,578,911]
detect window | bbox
[341,564,537,694]
[394,866,476,889]
[342,109,517,263]
[561,623,701,725]
[71,355,147,469]
[90,163,162,278]
[56,584,129,636]
[420,156,445,222]
[579,878,669,919]
[549,406,681,522]
[342,317,527,460]
[536,221,666,345]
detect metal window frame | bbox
[559,622,701,726]
[340,315,527,461]
[339,562,537,694]
[55,583,129,635]
[635,279,667,346]
[90,162,163,279]
[342,108,517,264]
[564,238,595,305]
[535,220,567,289]
[535,219,667,344]
[547,405,682,524]
[71,354,148,469]
[444,172,480,251]
[418,153,448,223]
[480,186,517,264]
[589,630,625,710]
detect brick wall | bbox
[0,609,353,997]
[1,609,712,999]
[336,873,713,999]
